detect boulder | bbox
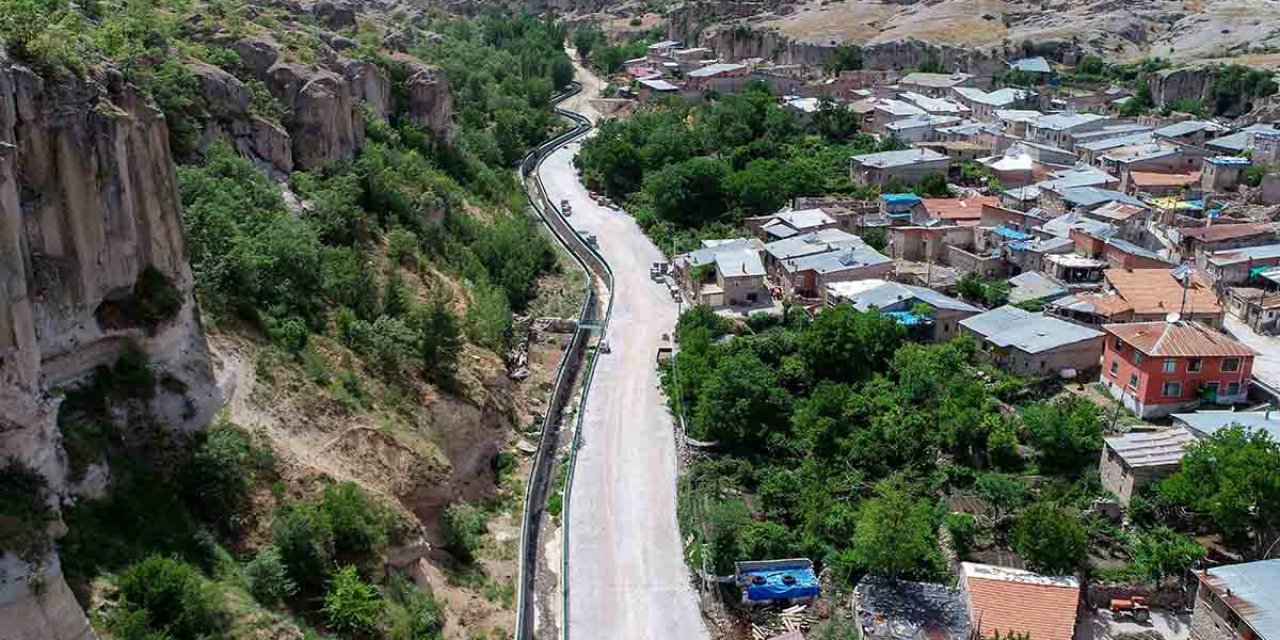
[312,0,358,31]
[231,36,282,77]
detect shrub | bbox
[1012,503,1087,575]
[0,459,55,562]
[323,565,384,634]
[321,481,390,561]
[244,545,297,606]
[266,316,310,354]
[271,502,335,594]
[441,502,488,562]
[114,555,224,640]
[182,423,272,533]
[386,228,419,267]
[385,573,443,640]
[944,513,976,559]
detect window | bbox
[1128,373,1139,389]
[1161,381,1182,397]
[1188,358,1203,372]
[1110,360,1119,376]
[1226,382,1241,396]
[1113,336,1123,350]
[1163,358,1177,373]
[1133,352,1144,365]
[1222,357,1241,372]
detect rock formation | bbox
[0,54,220,640]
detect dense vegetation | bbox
[666,303,1260,592]
[573,82,901,252]
[1055,56,1276,118]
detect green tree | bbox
[975,473,1027,522]
[692,350,794,451]
[643,157,730,227]
[324,565,385,634]
[271,502,335,594]
[1012,503,1086,575]
[182,424,272,534]
[442,502,488,563]
[1132,526,1206,585]
[800,304,905,384]
[411,301,463,386]
[114,556,224,640]
[321,481,390,561]
[1022,397,1102,475]
[1160,425,1280,550]
[852,478,945,579]
[244,545,297,606]
[738,521,798,561]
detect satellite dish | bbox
[1166,312,1181,323]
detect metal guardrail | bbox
[513,80,616,640]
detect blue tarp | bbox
[1183,199,1205,211]
[884,311,929,326]
[742,566,821,602]
[881,193,922,205]
[993,226,1032,241]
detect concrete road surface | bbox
[539,134,708,639]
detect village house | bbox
[885,114,963,143]
[1071,123,1153,148]
[1205,122,1280,155]
[1099,427,1200,503]
[826,279,982,341]
[899,91,971,116]
[850,148,950,187]
[1008,271,1070,305]
[1026,112,1110,149]
[1042,252,1108,285]
[1174,409,1280,439]
[644,39,682,63]
[1101,320,1255,418]
[996,109,1044,137]
[977,148,1036,187]
[1153,120,1230,147]
[981,203,1047,232]
[1124,169,1201,197]
[1006,56,1052,76]
[1201,156,1253,193]
[961,562,1081,640]
[1225,286,1280,335]
[1084,200,1151,231]
[1046,267,1223,327]
[1203,243,1280,285]
[763,229,892,302]
[953,87,1037,122]
[1253,130,1280,164]
[915,196,999,227]
[898,71,976,98]
[684,62,750,94]
[888,225,974,263]
[960,306,1105,376]
[1076,131,1157,164]
[1015,139,1078,166]
[636,77,680,103]
[855,576,971,640]
[1040,185,1144,217]
[1005,234,1074,274]
[744,208,840,241]
[863,98,928,135]
[671,238,769,309]
[1174,222,1279,267]
[1190,559,1280,640]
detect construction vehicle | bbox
[1109,596,1150,622]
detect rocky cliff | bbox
[0,55,221,639]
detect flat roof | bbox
[851,148,948,169]
[1173,410,1280,439]
[827,279,981,313]
[1007,56,1051,73]
[637,78,679,91]
[1206,243,1280,267]
[715,249,766,277]
[1175,222,1275,244]
[1155,120,1228,138]
[900,71,973,88]
[1032,112,1108,132]
[687,62,746,77]
[961,306,1103,354]
[855,576,970,640]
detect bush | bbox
[182,423,272,534]
[0,458,55,562]
[441,502,488,562]
[114,555,224,640]
[321,481,391,561]
[1012,503,1086,575]
[271,502,335,594]
[385,573,443,640]
[323,565,384,634]
[944,513,976,559]
[244,545,297,606]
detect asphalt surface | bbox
[540,66,708,639]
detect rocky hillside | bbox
[574,0,1280,71]
[0,2,578,639]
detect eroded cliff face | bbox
[0,56,220,640]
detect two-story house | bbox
[1101,320,1256,418]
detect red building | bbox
[1102,321,1255,418]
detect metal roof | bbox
[1198,559,1280,640]
[771,208,836,230]
[851,148,948,169]
[637,78,679,91]
[687,62,746,77]
[827,279,982,313]
[674,238,759,268]
[1060,186,1145,209]
[873,98,928,117]
[1077,132,1156,153]
[900,91,970,114]
[1007,56,1052,73]
[1104,320,1256,357]
[1206,243,1280,267]
[1008,271,1069,303]
[1205,124,1279,152]
[1104,427,1197,468]
[961,306,1103,354]
[764,228,862,262]
[1207,156,1253,166]
[789,244,891,275]
[714,249,766,278]
[1038,212,1115,238]
[1175,222,1275,244]
[1106,237,1169,263]
[1155,120,1228,139]
[900,71,973,88]
[1173,410,1280,439]
[1032,112,1108,132]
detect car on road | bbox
[560,199,572,216]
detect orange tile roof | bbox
[923,196,999,220]
[963,563,1080,640]
[1105,268,1222,317]
[1104,320,1256,357]
[1129,170,1199,188]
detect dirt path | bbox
[537,59,709,640]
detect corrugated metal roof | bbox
[1172,410,1280,439]
[1009,271,1069,303]
[901,71,973,88]
[1033,112,1107,131]
[962,562,1079,640]
[1206,243,1280,267]
[852,148,949,169]
[715,249,766,277]
[1104,427,1197,468]
[764,229,862,261]
[1154,120,1227,139]
[1104,320,1256,357]
[1175,222,1275,244]
[1007,56,1051,73]
[961,306,1103,354]
[1199,559,1280,640]
[827,279,981,313]
[687,62,746,77]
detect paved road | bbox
[540,81,708,639]
[1224,314,1280,392]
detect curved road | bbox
[539,60,709,640]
